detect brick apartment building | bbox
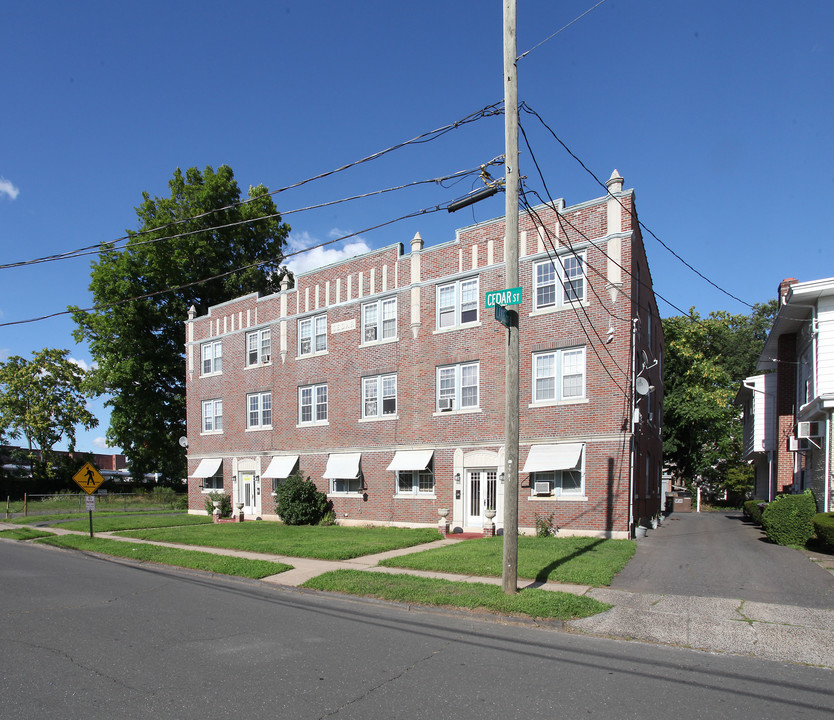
[185,171,664,538]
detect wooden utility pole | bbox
[501,0,520,595]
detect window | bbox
[534,252,586,310]
[437,277,479,328]
[246,328,271,366]
[437,362,479,412]
[331,477,362,493]
[299,383,328,424]
[203,473,223,491]
[201,340,222,375]
[531,468,583,496]
[362,374,397,418]
[201,399,222,433]
[397,466,434,496]
[362,297,397,343]
[533,347,586,402]
[247,392,272,429]
[299,314,327,356]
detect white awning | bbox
[522,444,583,473]
[192,458,222,478]
[323,452,361,479]
[262,455,299,479]
[386,449,434,473]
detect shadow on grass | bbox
[529,538,606,586]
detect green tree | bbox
[0,349,98,482]
[662,301,777,500]
[71,165,290,483]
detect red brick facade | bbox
[185,179,664,538]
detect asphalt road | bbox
[1,540,832,719]
[612,511,834,608]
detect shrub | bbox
[743,499,766,525]
[204,492,232,518]
[761,490,816,547]
[534,513,557,537]
[275,474,332,526]
[812,512,834,551]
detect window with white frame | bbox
[299,314,327,356]
[437,277,478,328]
[362,297,397,343]
[532,347,586,402]
[247,391,272,429]
[201,340,222,375]
[246,328,271,366]
[530,467,583,496]
[201,399,222,433]
[533,252,586,310]
[203,472,223,491]
[299,383,328,424]
[397,465,434,496]
[437,362,479,412]
[362,374,397,418]
[331,476,362,493]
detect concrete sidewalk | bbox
[4,520,834,668]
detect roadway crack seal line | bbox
[315,642,452,719]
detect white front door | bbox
[465,469,498,528]
[240,473,259,516]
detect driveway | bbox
[611,511,834,609]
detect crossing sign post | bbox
[72,462,104,537]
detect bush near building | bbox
[204,492,233,518]
[275,474,332,526]
[812,513,834,552]
[743,499,766,525]
[761,491,816,547]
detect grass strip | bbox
[115,523,442,560]
[11,511,184,525]
[380,536,635,586]
[302,569,610,620]
[58,514,213,532]
[36,534,292,579]
[0,527,55,541]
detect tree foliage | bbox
[0,348,98,481]
[71,165,290,482]
[661,300,777,500]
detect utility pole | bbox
[501,0,519,595]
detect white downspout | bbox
[826,413,831,513]
[628,318,637,537]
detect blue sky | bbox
[1,1,832,455]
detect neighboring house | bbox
[184,172,664,538]
[751,277,834,511]
[0,445,130,482]
[736,374,777,500]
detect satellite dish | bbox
[178,436,189,448]
[635,377,651,396]
[640,350,649,368]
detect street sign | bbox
[73,462,105,495]
[494,304,516,329]
[485,286,522,308]
[85,495,95,512]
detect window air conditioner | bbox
[439,398,454,411]
[262,354,270,363]
[797,421,822,439]
[534,481,551,495]
[788,436,811,452]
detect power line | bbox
[517,0,609,61]
[519,102,756,309]
[0,203,451,329]
[0,161,502,271]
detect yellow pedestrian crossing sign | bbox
[73,462,105,495]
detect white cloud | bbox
[92,436,112,450]
[69,357,97,372]
[285,230,372,276]
[0,177,20,201]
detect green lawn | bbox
[379,536,635,586]
[36,534,291,579]
[115,523,442,560]
[0,527,54,541]
[11,510,185,524]
[302,570,611,620]
[57,513,213,532]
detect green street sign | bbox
[485,286,522,308]
[494,304,516,328]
